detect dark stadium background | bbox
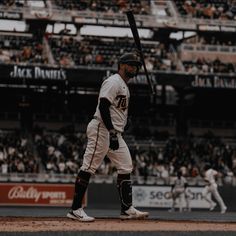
[0,0,236,212]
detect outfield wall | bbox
[0,182,234,211]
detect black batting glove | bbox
[109,129,119,150]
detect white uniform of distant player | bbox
[169,174,191,212]
[202,168,227,214]
[81,74,132,174]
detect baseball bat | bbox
[126,10,155,95]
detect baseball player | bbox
[169,170,191,212]
[202,163,227,214]
[67,52,149,222]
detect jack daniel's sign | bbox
[9,65,67,80]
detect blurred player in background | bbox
[67,51,149,222]
[202,163,227,214]
[169,170,191,212]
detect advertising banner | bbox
[198,24,236,32]
[0,183,86,207]
[0,11,22,20]
[1,64,236,90]
[8,65,67,80]
[0,64,106,86]
[133,186,209,208]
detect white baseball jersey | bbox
[94,73,130,133]
[81,73,133,175]
[204,169,217,185]
[170,176,190,212]
[173,176,187,193]
[202,168,227,211]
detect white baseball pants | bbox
[80,118,133,175]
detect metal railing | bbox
[181,44,236,54]
[0,173,235,186]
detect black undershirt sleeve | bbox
[99,98,114,131]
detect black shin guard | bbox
[71,170,91,210]
[117,174,132,212]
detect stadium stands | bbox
[175,0,236,20]
[53,0,151,15]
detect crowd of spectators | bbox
[48,33,236,74]
[183,58,235,74]
[1,125,235,184]
[131,132,236,181]
[0,33,173,70]
[179,34,236,74]
[0,35,48,65]
[3,0,236,21]
[2,0,236,21]
[47,35,176,71]
[1,1,236,74]
[53,0,151,15]
[1,125,236,178]
[0,130,39,174]
[1,32,235,75]
[33,125,86,175]
[175,0,236,20]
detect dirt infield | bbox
[0,217,235,232]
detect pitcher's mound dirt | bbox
[0,217,236,232]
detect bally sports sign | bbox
[0,183,86,207]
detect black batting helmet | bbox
[118,52,142,67]
[177,170,182,177]
[204,163,211,171]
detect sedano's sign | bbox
[133,186,209,208]
[0,183,86,206]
